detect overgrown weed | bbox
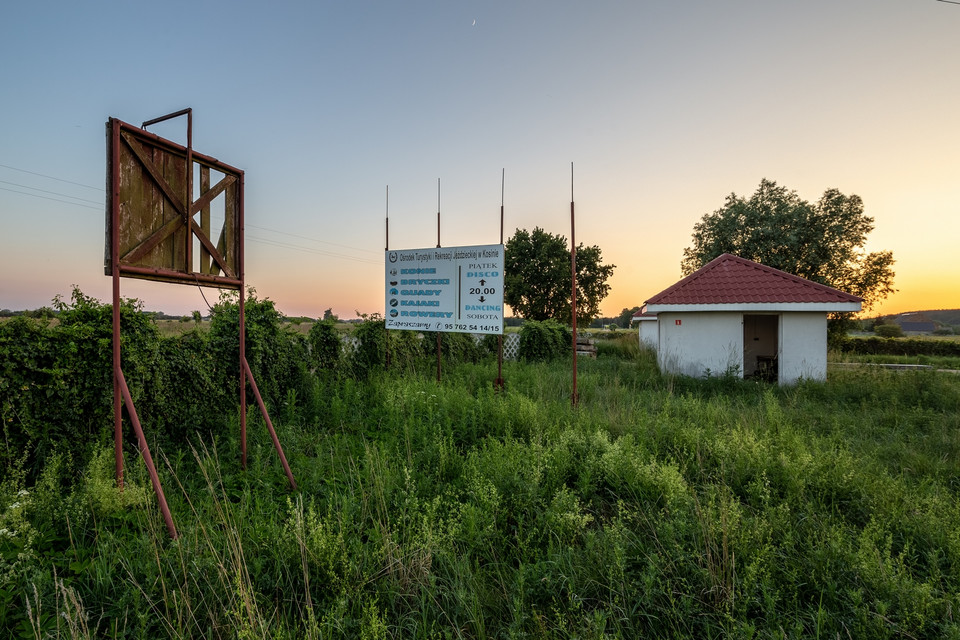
[3,319,960,637]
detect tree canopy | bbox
[617,306,642,329]
[682,179,895,313]
[504,227,615,326]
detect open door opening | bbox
[743,314,779,382]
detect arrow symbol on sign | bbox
[479,296,486,302]
[479,279,486,286]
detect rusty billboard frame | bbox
[106,109,296,539]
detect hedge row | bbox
[0,289,321,480]
[839,336,960,357]
[0,291,513,481]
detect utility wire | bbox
[0,179,103,205]
[0,185,102,210]
[247,235,381,265]
[246,223,379,256]
[1,162,382,264]
[0,162,101,191]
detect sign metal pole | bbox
[571,162,579,407]
[385,185,390,370]
[495,169,505,390]
[436,178,442,383]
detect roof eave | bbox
[644,302,863,313]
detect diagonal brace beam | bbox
[121,132,188,217]
[242,357,297,491]
[117,368,178,539]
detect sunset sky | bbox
[2,0,958,320]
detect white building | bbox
[643,254,862,384]
[633,311,658,349]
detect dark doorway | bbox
[743,314,778,381]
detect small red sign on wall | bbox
[675,319,682,326]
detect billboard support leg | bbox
[242,358,298,491]
[117,368,178,539]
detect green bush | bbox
[840,336,960,357]
[138,329,233,446]
[350,315,421,378]
[419,330,483,363]
[308,319,342,371]
[0,287,329,477]
[518,319,571,361]
[874,323,904,338]
[0,288,159,478]
[207,290,318,423]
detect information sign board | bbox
[385,244,505,334]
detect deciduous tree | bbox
[504,227,615,326]
[618,306,642,329]
[682,179,895,313]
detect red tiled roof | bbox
[645,254,863,306]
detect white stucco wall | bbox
[779,312,828,383]
[656,312,742,378]
[637,317,658,349]
[654,310,829,384]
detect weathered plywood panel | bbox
[105,118,242,288]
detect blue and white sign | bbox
[385,244,504,335]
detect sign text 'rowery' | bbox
[385,244,505,335]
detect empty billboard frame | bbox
[105,117,242,287]
[105,111,295,539]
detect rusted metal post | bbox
[495,168,505,390]
[385,185,390,370]
[185,110,193,273]
[200,167,211,274]
[436,178,442,383]
[436,332,442,383]
[570,163,579,407]
[117,370,178,539]
[111,118,123,489]
[240,174,247,470]
[242,358,298,491]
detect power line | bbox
[0,162,101,191]
[0,179,103,206]
[246,223,379,256]
[247,235,381,265]
[0,162,383,265]
[0,185,102,211]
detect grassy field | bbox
[1,330,958,638]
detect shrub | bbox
[350,315,421,378]
[138,329,232,447]
[518,319,570,361]
[308,319,342,371]
[420,330,482,363]
[839,336,960,357]
[478,333,502,356]
[207,289,318,423]
[0,288,159,478]
[875,324,904,338]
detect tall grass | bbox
[2,343,959,638]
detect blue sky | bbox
[2,0,958,318]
